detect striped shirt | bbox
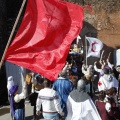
[36,88,62,114]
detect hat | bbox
[35,74,41,78]
[9,85,18,95]
[103,68,110,74]
[9,85,18,117]
[8,76,13,81]
[7,76,15,92]
[104,65,111,70]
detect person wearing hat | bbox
[98,68,118,92]
[52,67,74,119]
[9,81,27,120]
[82,64,94,97]
[7,76,15,119]
[94,60,113,78]
[66,79,101,120]
[7,76,15,101]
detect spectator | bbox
[82,64,94,79]
[25,72,33,100]
[106,58,118,78]
[94,61,105,78]
[104,87,120,120]
[66,79,101,120]
[116,65,120,80]
[29,74,44,120]
[94,60,112,78]
[71,61,78,76]
[7,76,15,101]
[82,64,94,97]
[116,65,120,99]
[95,91,109,120]
[52,69,74,119]
[9,81,27,120]
[69,75,78,89]
[36,79,64,120]
[98,68,118,92]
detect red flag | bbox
[5,0,84,81]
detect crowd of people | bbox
[6,52,120,120]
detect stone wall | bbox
[67,0,120,64]
[83,10,117,63]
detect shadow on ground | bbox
[0,107,10,116]
[26,114,44,120]
[26,115,33,120]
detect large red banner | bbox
[5,0,84,81]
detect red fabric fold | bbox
[5,0,84,81]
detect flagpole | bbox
[76,35,81,53]
[100,50,104,61]
[76,36,79,52]
[85,36,87,67]
[108,52,111,59]
[0,0,27,69]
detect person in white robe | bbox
[7,76,15,95]
[66,79,101,120]
[98,68,118,92]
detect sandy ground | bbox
[0,101,44,120]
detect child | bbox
[9,81,27,120]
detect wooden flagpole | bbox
[85,36,88,67]
[100,50,104,61]
[0,0,27,69]
[108,52,111,59]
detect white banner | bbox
[86,37,103,58]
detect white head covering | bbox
[7,76,14,94]
[70,79,90,102]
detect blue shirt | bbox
[52,77,74,117]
